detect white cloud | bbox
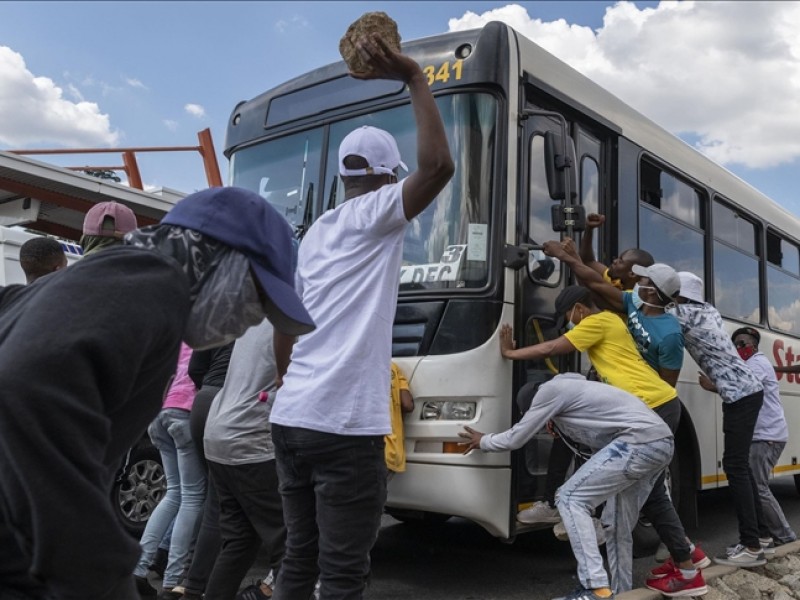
[275,15,310,34]
[184,103,206,118]
[125,77,147,89]
[163,119,178,132]
[448,1,800,170]
[0,46,119,147]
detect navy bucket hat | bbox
[162,186,315,336]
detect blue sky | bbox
[2,1,799,215]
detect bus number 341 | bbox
[422,60,464,86]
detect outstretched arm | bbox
[543,238,624,312]
[499,323,577,361]
[352,35,454,220]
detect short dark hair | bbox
[622,248,654,268]
[19,237,66,282]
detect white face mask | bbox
[632,283,660,310]
[566,306,577,330]
[184,253,265,350]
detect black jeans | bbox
[204,460,285,600]
[722,391,764,549]
[640,397,692,563]
[271,425,387,600]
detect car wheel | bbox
[112,445,166,537]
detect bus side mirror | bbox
[544,131,578,202]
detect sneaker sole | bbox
[694,556,712,569]
[713,556,767,567]
[645,583,708,597]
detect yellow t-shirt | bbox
[603,268,624,290]
[565,311,676,409]
[385,363,410,472]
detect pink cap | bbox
[82,202,138,238]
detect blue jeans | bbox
[134,409,206,589]
[750,440,797,544]
[271,425,387,600]
[556,437,673,594]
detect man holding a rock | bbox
[269,19,455,600]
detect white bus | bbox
[224,21,800,539]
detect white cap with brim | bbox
[632,263,681,298]
[339,125,408,176]
[677,271,705,303]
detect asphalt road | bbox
[362,477,800,599]
[245,477,800,599]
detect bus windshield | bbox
[230,92,498,292]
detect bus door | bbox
[511,110,577,520]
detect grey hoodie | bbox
[480,373,672,453]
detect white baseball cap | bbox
[632,263,681,298]
[338,126,408,176]
[677,271,705,303]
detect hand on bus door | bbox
[560,237,580,259]
[499,324,517,358]
[350,34,420,84]
[458,425,484,452]
[542,240,566,260]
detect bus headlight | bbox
[420,401,476,421]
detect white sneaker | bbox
[715,543,766,567]
[517,501,561,524]
[552,517,605,546]
[759,537,777,555]
[553,520,568,541]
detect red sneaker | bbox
[646,569,708,597]
[649,546,711,578]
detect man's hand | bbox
[543,240,567,260]
[350,34,420,83]
[586,213,605,230]
[499,324,517,359]
[561,237,580,259]
[546,420,560,439]
[458,425,484,452]
[698,372,716,392]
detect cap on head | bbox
[161,186,315,336]
[554,286,592,318]
[632,263,680,298]
[677,271,704,303]
[83,202,138,238]
[732,326,760,345]
[338,126,408,176]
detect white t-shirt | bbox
[747,352,789,442]
[270,179,408,435]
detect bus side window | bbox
[767,230,800,335]
[712,198,760,323]
[637,158,706,279]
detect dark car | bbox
[112,434,166,537]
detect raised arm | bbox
[352,35,454,220]
[579,213,609,276]
[543,238,625,312]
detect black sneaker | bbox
[237,583,271,600]
[157,590,183,600]
[135,576,157,599]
